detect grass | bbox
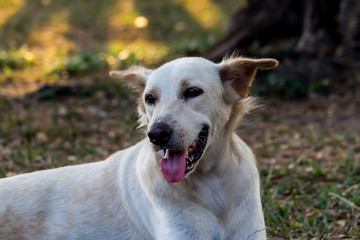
[1,0,360,239]
[260,130,360,238]
[240,97,360,238]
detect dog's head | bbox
[110,57,278,183]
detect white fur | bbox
[0,56,278,240]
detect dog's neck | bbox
[183,132,243,217]
[197,129,239,172]
[194,100,253,175]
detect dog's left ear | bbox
[219,57,278,103]
[109,66,153,93]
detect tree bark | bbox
[337,0,360,60]
[296,0,340,56]
[202,0,303,61]
[202,0,360,81]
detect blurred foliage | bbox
[0,46,35,69]
[254,74,331,98]
[0,0,244,94]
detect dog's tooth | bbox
[186,161,193,171]
[185,157,193,170]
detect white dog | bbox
[0,56,277,240]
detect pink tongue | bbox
[160,150,187,183]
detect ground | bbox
[0,0,359,238]
[1,84,359,238]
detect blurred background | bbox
[0,0,359,238]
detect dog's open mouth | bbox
[160,126,209,183]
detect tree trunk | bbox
[337,0,360,60]
[296,0,340,56]
[202,0,303,61]
[202,0,360,83]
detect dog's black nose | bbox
[148,123,172,146]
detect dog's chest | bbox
[191,175,232,219]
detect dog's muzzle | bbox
[148,124,209,183]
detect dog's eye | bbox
[145,94,156,105]
[184,87,203,99]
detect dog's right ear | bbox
[109,66,152,93]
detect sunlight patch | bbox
[177,0,224,29]
[134,16,148,28]
[0,0,24,27]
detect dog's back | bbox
[0,142,155,240]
